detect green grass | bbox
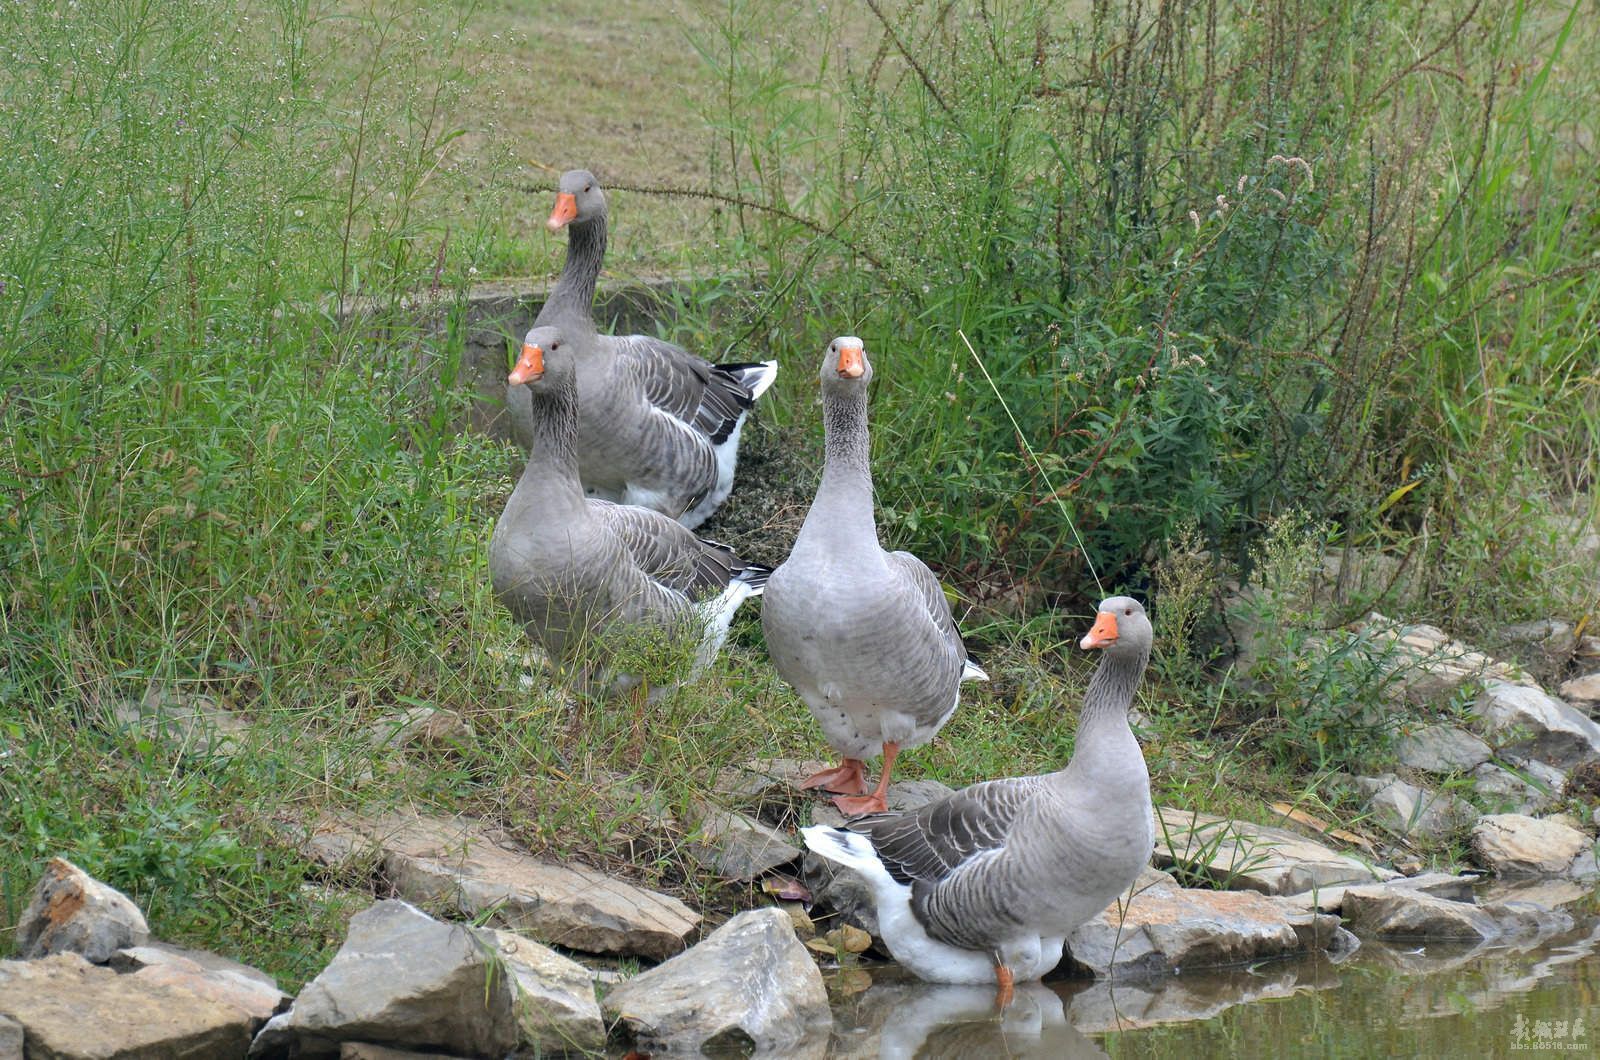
[2,0,1597,996]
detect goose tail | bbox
[801,825,896,888]
[716,359,779,403]
[961,657,990,682]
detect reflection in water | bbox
[825,914,1600,1057]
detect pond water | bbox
[818,918,1600,1058]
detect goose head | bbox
[1079,595,1153,661]
[820,335,872,389]
[547,168,607,232]
[509,325,577,389]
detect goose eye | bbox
[584,184,592,192]
[1125,607,1133,615]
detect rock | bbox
[1395,724,1492,773]
[367,705,474,751]
[1153,808,1395,895]
[110,943,288,1029]
[15,857,150,963]
[339,1045,466,1060]
[1062,883,1352,979]
[1351,774,1476,841]
[1471,681,1600,769]
[305,812,699,960]
[602,908,831,1056]
[109,685,251,759]
[0,953,254,1057]
[808,778,956,829]
[1471,759,1564,814]
[1470,813,1599,879]
[1317,548,1415,605]
[1476,877,1597,910]
[1358,614,1532,706]
[711,758,832,824]
[0,1015,22,1060]
[254,900,516,1058]
[1559,672,1600,712]
[1278,871,1479,914]
[686,801,801,881]
[479,929,606,1056]
[1341,884,1574,940]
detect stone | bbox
[1062,883,1353,979]
[1558,672,1600,712]
[1470,813,1599,878]
[305,812,699,960]
[339,1045,466,1060]
[254,900,516,1058]
[686,801,801,881]
[1395,724,1492,773]
[367,705,474,751]
[1358,614,1532,706]
[478,928,605,1056]
[1352,774,1476,841]
[0,1015,21,1060]
[15,857,150,963]
[1277,871,1479,914]
[711,757,832,823]
[0,952,254,1057]
[109,685,252,759]
[1152,808,1396,895]
[1471,759,1565,814]
[808,778,956,829]
[1471,681,1600,769]
[1476,877,1595,910]
[1340,884,1574,940]
[111,944,288,1029]
[602,908,831,1056]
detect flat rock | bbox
[1352,774,1476,841]
[0,1015,20,1060]
[711,758,832,823]
[1062,883,1355,979]
[1470,813,1599,878]
[339,1045,469,1060]
[1341,884,1575,940]
[1396,724,1492,773]
[602,908,831,1056]
[1471,681,1600,770]
[1476,877,1597,910]
[686,801,801,881]
[1471,759,1565,814]
[110,944,288,1029]
[252,900,516,1058]
[305,812,699,960]
[109,686,251,760]
[1358,614,1532,706]
[1153,808,1395,895]
[1278,871,1479,914]
[0,952,253,1057]
[16,857,150,963]
[808,778,956,830]
[479,929,605,1056]
[367,706,474,752]
[1558,672,1600,712]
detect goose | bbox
[507,168,777,529]
[801,597,1154,1006]
[489,324,770,708]
[761,336,987,816]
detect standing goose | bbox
[508,168,777,529]
[801,597,1154,1006]
[490,324,770,707]
[761,336,987,816]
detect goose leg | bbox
[833,742,898,816]
[799,758,868,795]
[993,962,1015,1009]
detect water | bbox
[819,920,1600,1058]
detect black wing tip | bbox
[735,562,773,590]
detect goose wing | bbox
[615,334,762,444]
[848,775,1048,887]
[591,499,742,600]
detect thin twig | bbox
[864,0,952,114]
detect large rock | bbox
[1152,808,1394,895]
[1063,883,1355,979]
[1351,774,1476,841]
[111,943,288,1030]
[305,812,699,960]
[109,685,251,760]
[366,706,475,752]
[479,929,605,1056]
[1340,884,1574,940]
[252,900,517,1058]
[1395,724,1492,773]
[15,857,150,963]
[1470,814,1599,879]
[1471,758,1565,814]
[0,952,254,1057]
[686,801,801,881]
[0,1015,20,1059]
[1558,672,1600,714]
[1471,681,1600,769]
[602,908,831,1056]
[1358,615,1532,705]
[1278,871,1478,914]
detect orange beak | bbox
[509,342,545,385]
[547,192,577,232]
[1080,611,1118,650]
[837,344,865,379]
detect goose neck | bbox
[544,216,606,327]
[1074,647,1149,746]
[510,376,588,516]
[811,385,875,526]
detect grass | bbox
[2,0,1598,1003]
